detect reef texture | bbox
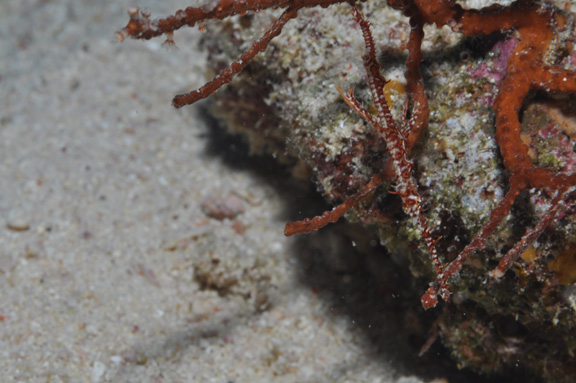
[117,0,576,381]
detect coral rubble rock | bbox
[202,1,576,380]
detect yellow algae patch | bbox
[520,246,538,264]
[383,80,406,107]
[548,246,576,285]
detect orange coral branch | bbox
[403,13,428,150]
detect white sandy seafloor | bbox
[0,1,513,383]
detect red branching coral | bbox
[117,0,576,311]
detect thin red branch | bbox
[421,176,526,309]
[492,187,576,278]
[173,8,299,107]
[284,172,389,235]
